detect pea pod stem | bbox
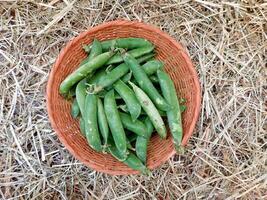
[157,70,184,153]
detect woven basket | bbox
[46,20,201,175]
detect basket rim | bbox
[46,19,201,175]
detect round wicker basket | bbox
[46,20,201,175]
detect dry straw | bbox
[0,0,266,199]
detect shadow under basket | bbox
[46,20,201,175]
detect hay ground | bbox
[0,0,266,199]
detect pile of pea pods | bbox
[60,38,185,174]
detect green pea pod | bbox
[104,90,128,158]
[75,79,87,117]
[94,63,129,92]
[106,45,154,65]
[119,112,148,138]
[136,118,154,164]
[59,51,115,95]
[157,70,184,153]
[88,39,102,60]
[142,60,164,76]
[123,54,170,111]
[97,98,109,149]
[88,68,107,84]
[71,98,80,118]
[79,117,86,137]
[149,75,159,83]
[107,139,150,175]
[84,94,102,152]
[129,82,167,138]
[136,53,155,64]
[80,39,102,66]
[114,80,141,121]
[101,37,153,52]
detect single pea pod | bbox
[93,62,129,92]
[123,53,170,111]
[59,51,115,95]
[129,82,167,138]
[100,37,153,52]
[84,93,102,152]
[75,79,87,117]
[142,60,164,76]
[136,118,154,164]
[88,39,102,60]
[97,98,109,149]
[87,64,115,85]
[107,139,150,175]
[119,112,148,138]
[71,98,80,118]
[157,70,184,153]
[106,45,154,65]
[114,80,141,121]
[136,53,155,64]
[79,117,86,137]
[104,90,128,159]
[80,39,102,66]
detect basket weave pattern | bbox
[46,20,201,175]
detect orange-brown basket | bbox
[46,20,201,175]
